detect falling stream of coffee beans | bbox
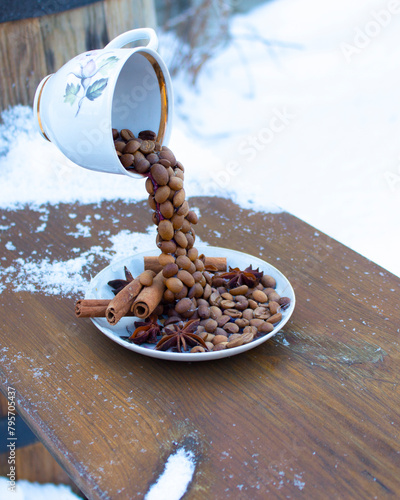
[114,128,207,302]
[113,129,290,352]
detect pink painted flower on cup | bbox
[64,53,119,116]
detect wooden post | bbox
[0,0,156,112]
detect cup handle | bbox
[105,28,158,51]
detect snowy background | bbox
[0,0,399,497]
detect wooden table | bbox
[0,196,399,499]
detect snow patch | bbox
[145,448,196,500]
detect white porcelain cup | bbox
[33,28,173,177]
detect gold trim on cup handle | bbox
[36,75,52,142]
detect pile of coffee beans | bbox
[114,129,291,353]
[189,273,291,352]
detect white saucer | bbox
[85,246,295,361]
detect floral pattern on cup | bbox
[64,53,119,116]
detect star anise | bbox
[128,314,161,345]
[216,265,264,289]
[155,319,208,353]
[108,266,134,295]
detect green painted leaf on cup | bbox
[63,83,80,105]
[98,56,119,76]
[86,78,108,101]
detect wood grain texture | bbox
[0,0,156,112]
[0,196,399,499]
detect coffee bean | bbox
[174,169,184,180]
[175,247,187,257]
[194,259,205,272]
[159,240,177,254]
[175,285,188,300]
[250,319,264,329]
[171,214,184,230]
[235,318,249,328]
[192,271,203,283]
[186,210,198,224]
[135,158,151,173]
[121,129,135,141]
[120,153,134,168]
[248,299,258,309]
[258,322,274,333]
[174,231,188,248]
[175,297,192,314]
[241,331,254,344]
[278,297,291,309]
[159,148,176,165]
[187,248,198,261]
[162,262,179,278]
[169,176,183,191]
[180,219,191,233]
[154,185,171,204]
[252,290,268,303]
[177,269,195,288]
[188,283,204,298]
[139,140,155,154]
[230,285,249,296]
[165,277,183,294]
[173,189,186,208]
[254,306,269,318]
[159,159,171,168]
[268,301,281,315]
[148,194,156,210]
[213,335,228,345]
[243,326,258,336]
[145,177,154,194]
[112,128,119,140]
[268,291,281,302]
[224,308,242,319]
[124,139,141,154]
[158,253,175,267]
[185,233,195,249]
[223,322,239,334]
[226,336,244,348]
[146,152,159,164]
[261,275,276,288]
[205,319,218,333]
[220,299,235,309]
[138,130,157,140]
[150,164,169,186]
[176,255,192,270]
[266,312,282,324]
[139,270,155,286]
[217,315,230,327]
[158,219,174,240]
[176,201,189,216]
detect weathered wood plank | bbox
[0,196,399,499]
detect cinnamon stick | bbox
[75,299,135,318]
[106,277,142,325]
[143,256,227,274]
[132,271,165,319]
[75,299,110,318]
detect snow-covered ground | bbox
[0,0,399,497]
